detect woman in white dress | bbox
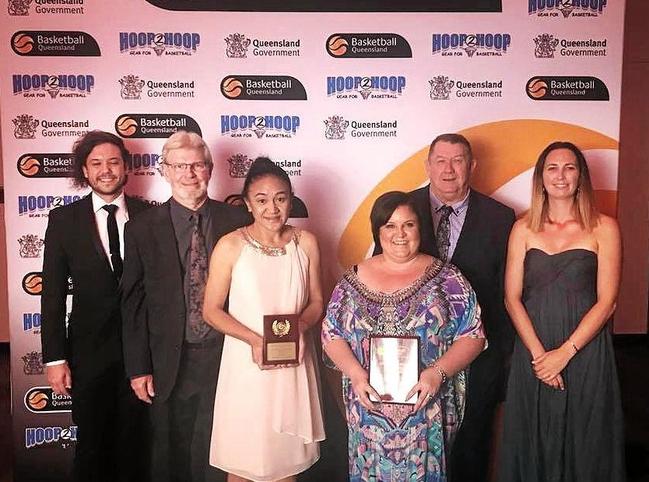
[203,157,325,482]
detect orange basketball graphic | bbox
[222,77,243,98]
[28,391,48,410]
[18,156,40,176]
[23,273,43,295]
[327,36,348,56]
[13,33,34,54]
[527,78,548,99]
[116,116,138,137]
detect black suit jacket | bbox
[40,194,150,383]
[121,198,250,402]
[413,186,515,359]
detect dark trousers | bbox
[71,362,148,482]
[450,350,506,482]
[149,343,224,482]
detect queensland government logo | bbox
[533,34,607,58]
[327,75,406,100]
[221,115,300,139]
[22,351,43,375]
[18,194,81,217]
[432,33,511,57]
[26,425,77,449]
[429,76,503,100]
[18,234,44,257]
[326,33,412,58]
[115,114,202,138]
[17,153,73,178]
[8,0,84,16]
[529,0,607,18]
[119,31,200,56]
[225,33,300,58]
[25,387,72,413]
[526,75,609,100]
[11,31,100,56]
[221,76,307,100]
[119,75,195,100]
[12,74,94,98]
[12,114,90,139]
[227,154,303,178]
[324,116,397,140]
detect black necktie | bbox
[436,205,454,262]
[188,213,210,338]
[102,204,123,279]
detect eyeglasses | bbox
[161,160,210,172]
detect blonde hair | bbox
[528,141,598,232]
[161,130,212,165]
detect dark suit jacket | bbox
[121,198,250,402]
[41,194,150,383]
[413,186,515,359]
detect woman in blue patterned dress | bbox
[322,191,485,482]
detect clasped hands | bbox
[531,344,575,391]
[350,366,443,413]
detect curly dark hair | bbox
[71,130,130,189]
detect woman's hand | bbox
[349,369,381,411]
[407,367,443,413]
[532,347,573,383]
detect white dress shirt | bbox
[91,191,129,267]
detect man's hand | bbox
[130,375,155,404]
[47,363,72,397]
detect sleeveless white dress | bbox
[209,229,325,481]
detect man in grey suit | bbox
[121,130,249,482]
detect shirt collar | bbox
[169,196,210,222]
[91,191,127,214]
[429,187,470,215]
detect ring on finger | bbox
[425,393,433,401]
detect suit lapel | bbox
[451,189,479,264]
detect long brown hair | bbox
[528,141,598,232]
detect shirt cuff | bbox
[45,360,66,366]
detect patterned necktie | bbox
[188,213,210,338]
[436,205,454,262]
[102,204,123,279]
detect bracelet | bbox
[569,340,579,355]
[432,362,448,384]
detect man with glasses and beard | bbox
[121,130,250,482]
[41,130,150,482]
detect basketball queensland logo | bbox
[11,31,100,56]
[221,75,307,100]
[17,154,74,178]
[526,76,609,100]
[326,33,412,58]
[25,387,72,413]
[115,114,202,138]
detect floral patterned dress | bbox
[322,261,484,482]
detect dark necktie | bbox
[102,204,123,279]
[436,205,454,262]
[188,213,210,338]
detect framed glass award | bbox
[369,335,419,404]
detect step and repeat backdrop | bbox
[1,0,624,479]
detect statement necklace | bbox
[243,227,287,256]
